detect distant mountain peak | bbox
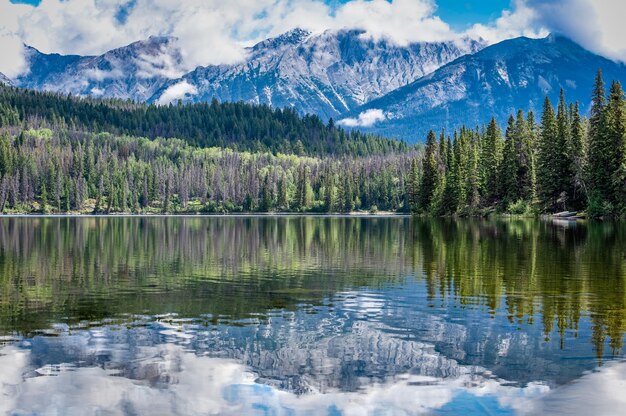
[341,34,626,141]
[254,28,312,49]
[16,34,185,102]
[120,35,179,52]
[545,32,569,42]
[149,28,483,116]
[20,29,622,143]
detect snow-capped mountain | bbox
[343,34,626,141]
[15,36,183,102]
[9,30,626,143]
[0,72,13,86]
[150,28,484,119]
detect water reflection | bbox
[0,321,550,416]
[0,217,624,414]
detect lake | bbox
[0,217,625,415]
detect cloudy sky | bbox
[0,0,624,78]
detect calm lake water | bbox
[0,217,625,415]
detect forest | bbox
[0,128,415,214]
[0,85,407,157]
[0,70,624,217]
[407,70,626,218]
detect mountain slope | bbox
[150,29,484,119]
[0,73,12,86]
[344,34,626,141]
[14,29,482,120]
[15,36,183,102]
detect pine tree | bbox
[500,115,518,207]
[556,89,575,207]
[516,110,535,202]
[163,177,171,213]
[589,70,607,148]
[418,131,439,212]
[0,132,14,178]
[407,158,420,214]
[338,175,354,213]
[277,174,289,211]
[603,81,626,213]
[454,129,469,208]
[323,170,335,212]
[466,133,481,209]
[259,174,273,212]
[481,118,502,204]
[294,165,312,211]
[569,101,587,208]
[537,97,562,211]
[40,182,48,213]
[440,136,459,214]
[94,175,104,213]
[587,69,610,215]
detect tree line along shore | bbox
[0,70,624,218]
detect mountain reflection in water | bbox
[0,321,550,416]
[0,217,624,415]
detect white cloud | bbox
[466,0,548,45]
[156,80,198,105]
[0,0,457,78]
[339,109,387,127]
[84,67,124,81]
[0,0,625,80]
[467,0,626,63]
[0,1,31,78]
[0,33,28,78]
[329,0,454,45]
[525,0,626,63]
[0,341,549,415]
[135,48,186,79]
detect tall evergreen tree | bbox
[323,170,336,212]
[259,174,273,212]
[407,158,420,214]
[500,115,518,206]
[537,97,561,210]
[418,131,440,212]
[481,118,502,204]
[603,81,626,213]
[587,69,610,213]
[277,174,289,211]
[570,101,587,208]
[466,131,481,209]
[516,109,535,202]
[556,89,575,207]
[454,129,469,208]
[440,136,459,214]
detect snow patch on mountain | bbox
[0,73,13,86]
[16,36,184,102]
[14,28,486,122]
[150,28,485,119]
[343,34,626,142]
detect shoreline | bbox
[0,211,412,218]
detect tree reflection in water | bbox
[0,217,624,414]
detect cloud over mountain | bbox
[1,0,625,80]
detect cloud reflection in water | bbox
[0,322,550,416]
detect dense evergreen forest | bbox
[0,85,407,157]
[0,128,415,214]
[407,70,626,218]
[0,70,624,217]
